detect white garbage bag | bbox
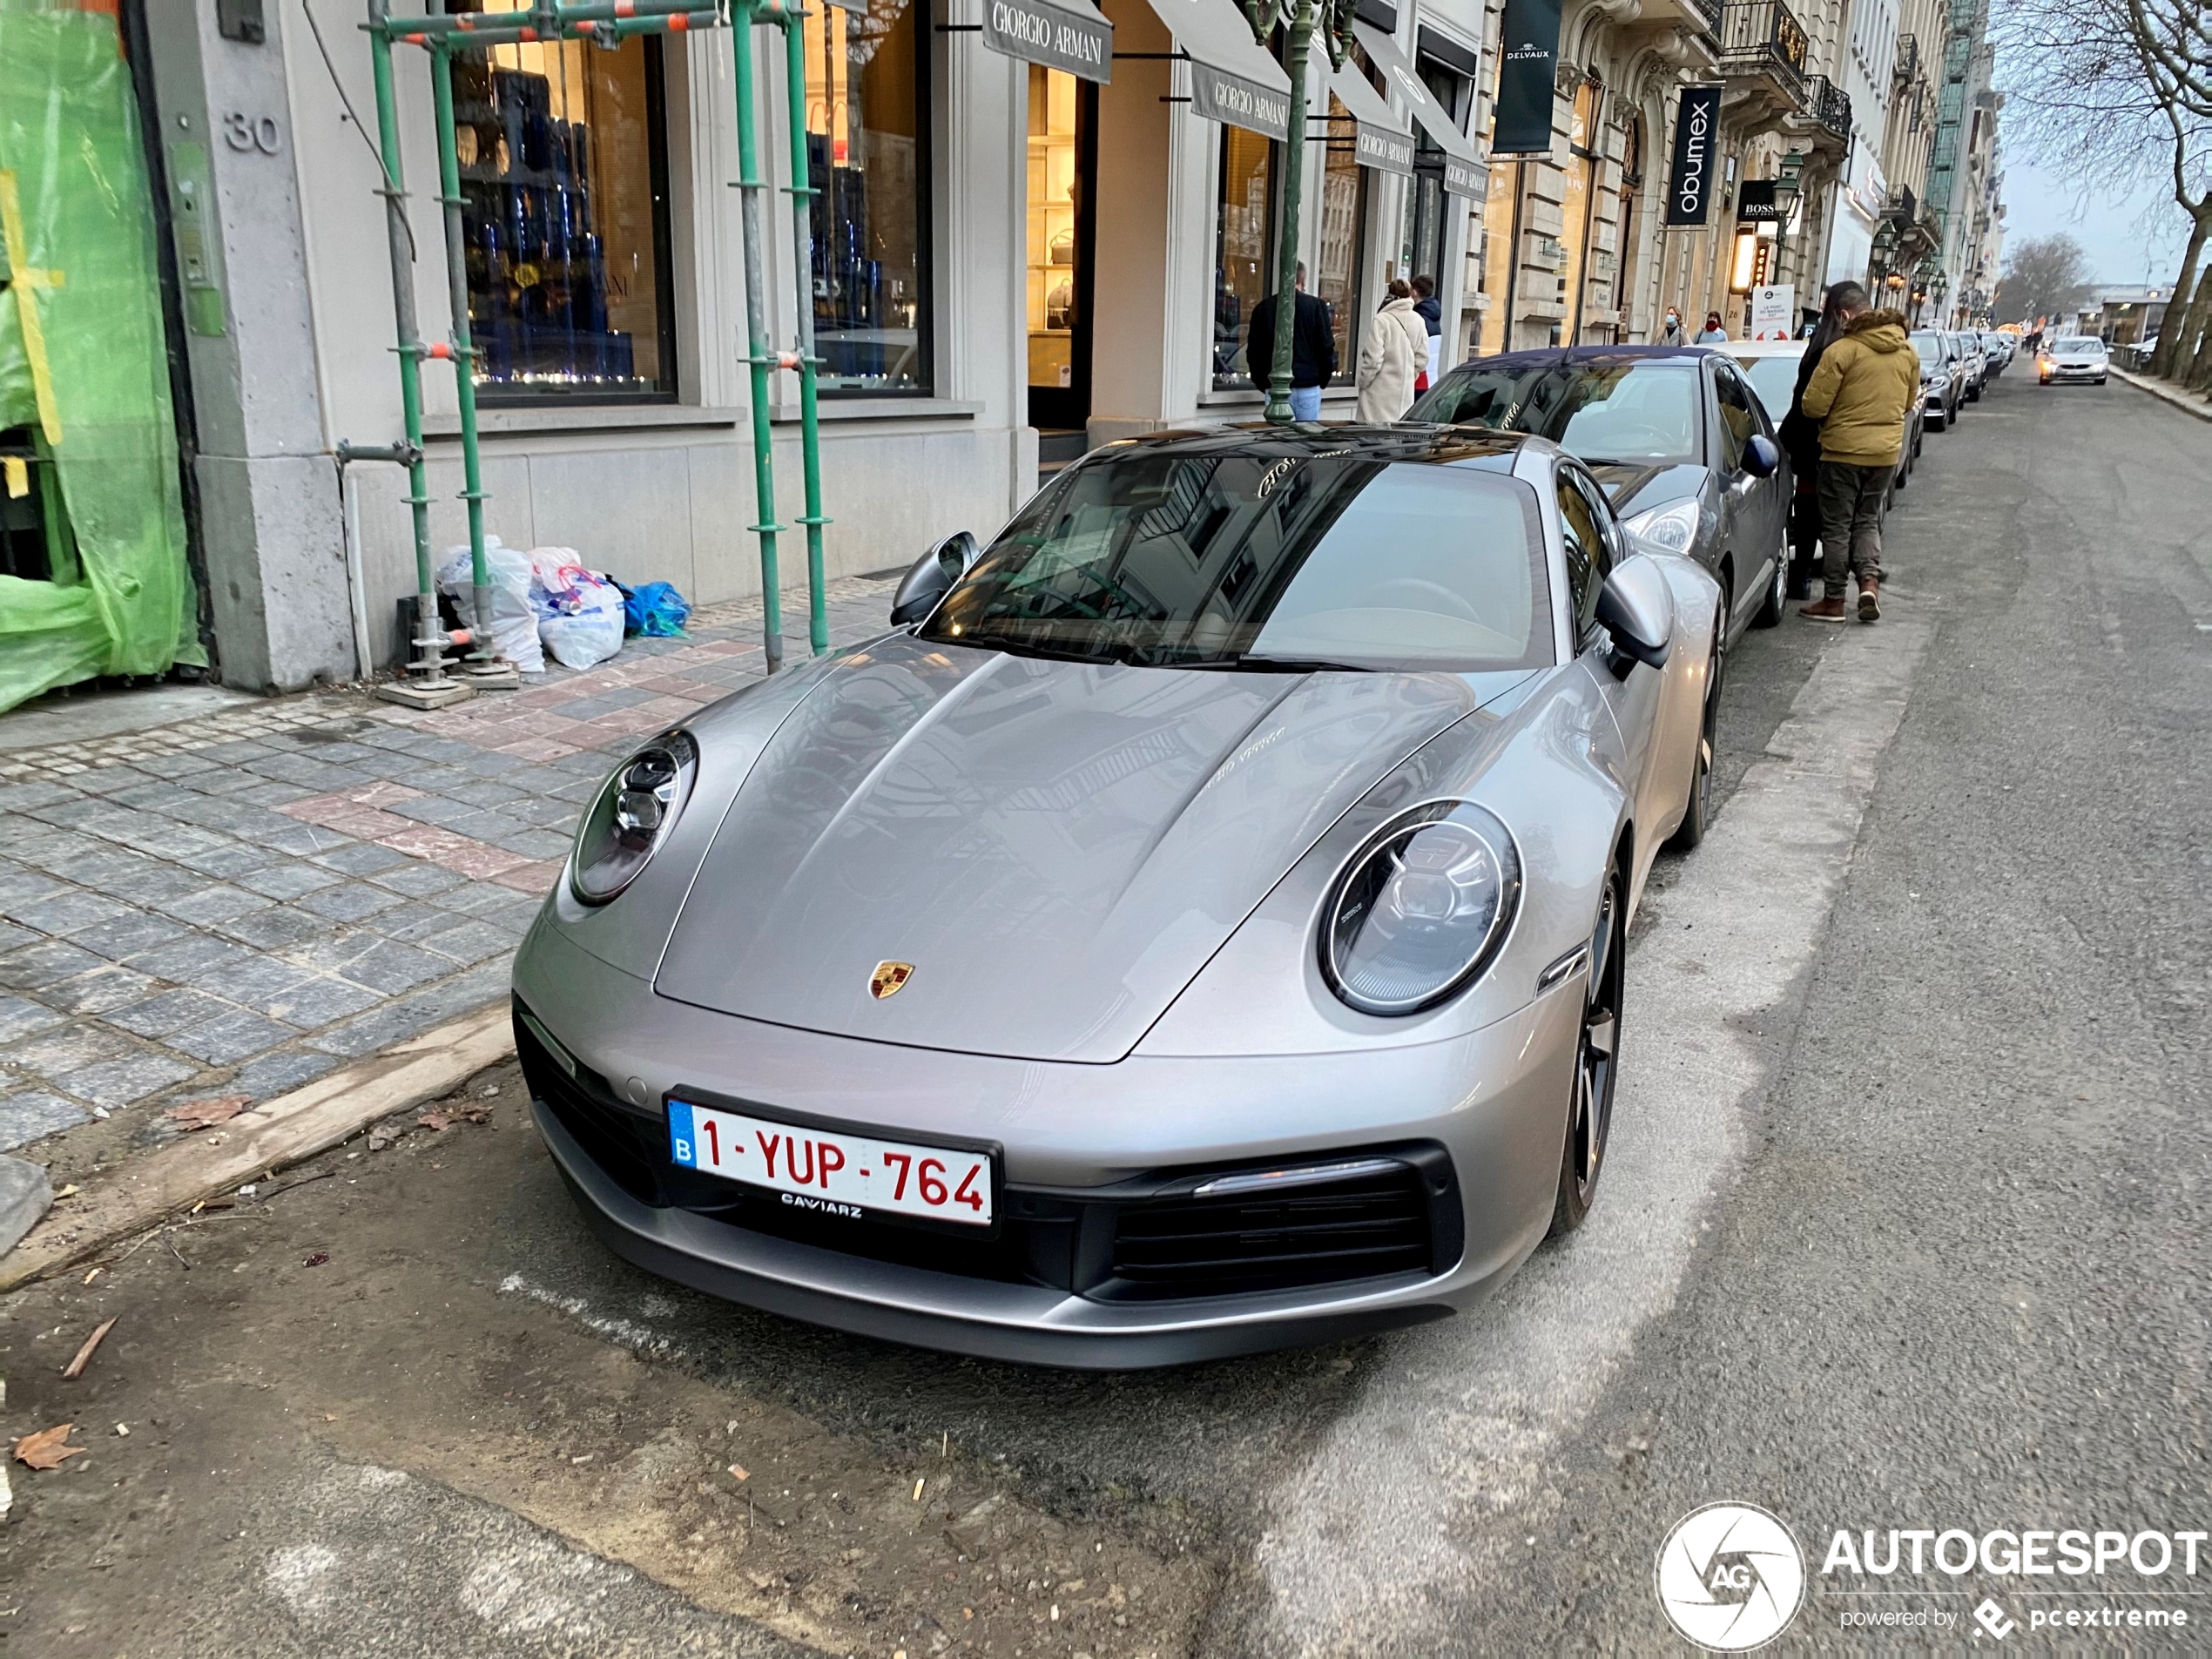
[528,550,624,670]
[435,536,544,673]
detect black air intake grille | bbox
[1109,1161,1437,1298]
[515,1006,664,1205]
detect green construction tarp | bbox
[0,0,203,715]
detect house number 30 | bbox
[223,111,283,154]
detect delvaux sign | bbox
[981,0,1114,83]
[1490,0,1562,156]
[1664,84,1723,226]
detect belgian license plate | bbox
[666,1100,995,1228]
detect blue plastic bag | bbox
[622,580,691,638]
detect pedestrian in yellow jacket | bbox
[1797,295,1919,622]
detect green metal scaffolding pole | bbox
[354,0,830,690]
[363,0,457,699]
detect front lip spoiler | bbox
[533,1097,1456,1369]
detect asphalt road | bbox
[3,370,2203,1656]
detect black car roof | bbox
[1443,345,1713,373]
[1095,423,1534,470]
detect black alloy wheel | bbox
[1548,868,1624,1238]
[1752,533,1787,628]
[1666,613,1723,851]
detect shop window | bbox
[1475,161,1517,355]
[1317,94,1368,377]
[1027,65,1080,396]
[1211,126,1278,391]
[1397,56,1463,292]
[452,4,677,400]
[1556,79,1602,344]
[806,0,933,395]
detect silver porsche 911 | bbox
[511,425,1723,1368]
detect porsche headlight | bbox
[1620,497,1701,555]
[570,731,698,905]
[1322,802,1522,1015]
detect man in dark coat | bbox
[1777,280,1867,597]
[1244,262,1337,421]
[1411,273,1443,389]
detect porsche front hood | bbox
[653,633,1522,1062]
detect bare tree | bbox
[1996,233,2097,324]
[1994,0,2212,381]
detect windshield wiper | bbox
[1228,655,1374,673]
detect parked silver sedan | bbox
[512,427,1723,1367]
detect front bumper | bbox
[512,918,1583,1367]
[2041,364,2104,381]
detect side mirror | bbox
[1743,433,1781,478]
[1595,556,1675,680]
[889,531,981,626]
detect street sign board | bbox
[1750,285,1795,341]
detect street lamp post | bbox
[1241,0,1358,424]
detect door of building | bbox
[1025,65,1096,445]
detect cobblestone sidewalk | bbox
[0,575,898,1157]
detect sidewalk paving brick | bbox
[0,574,898,1157]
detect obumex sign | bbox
[1665,84,1723,226]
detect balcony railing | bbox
[1717,0,1810,99]
[1807,73,1851,135]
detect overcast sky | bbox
[2000,156,2195,287]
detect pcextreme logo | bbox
[1655,1502,1808,1650]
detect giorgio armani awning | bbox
[1327,59,1414,173]
[981,0,1114,84]
[1143,0,1292,140]
[1351,20,1486,199]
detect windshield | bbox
[920,452,1553,672]
[1732,354,1803,422]
[1911,334,1946,363]
[2054,337,2104,354]
[1410,360,1703,466]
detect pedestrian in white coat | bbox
[1356,280,1426,422]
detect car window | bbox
[925,454,1555,671]
[1711,366,1757,470]
[1413,360,1703,467]
[1732,353,1802,423]
[2054,336,2105,354]
[1555,469,1611,633]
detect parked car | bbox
[1912,331,1966,428]
[514,424,1726,1366]
[1949,331,1989,401]
[1409,346,1791,642]
[2040,335,2111,385]
[1728,339,1920,597]
[1976,329,2013,374]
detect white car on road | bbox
[2040,336,2110,386]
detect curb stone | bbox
[2109,365,2212,422]
[0,1153,51,1256]
[0,1003,512,1291]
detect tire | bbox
[1548,868,1624,1239]
[1752,539,1786,628]
[2097,374,2108,385]
[1666,614,1722,851]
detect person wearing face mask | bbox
[1695,311,1730,343]
[1659,307,1685,346]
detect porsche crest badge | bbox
[869,961,914,1000]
